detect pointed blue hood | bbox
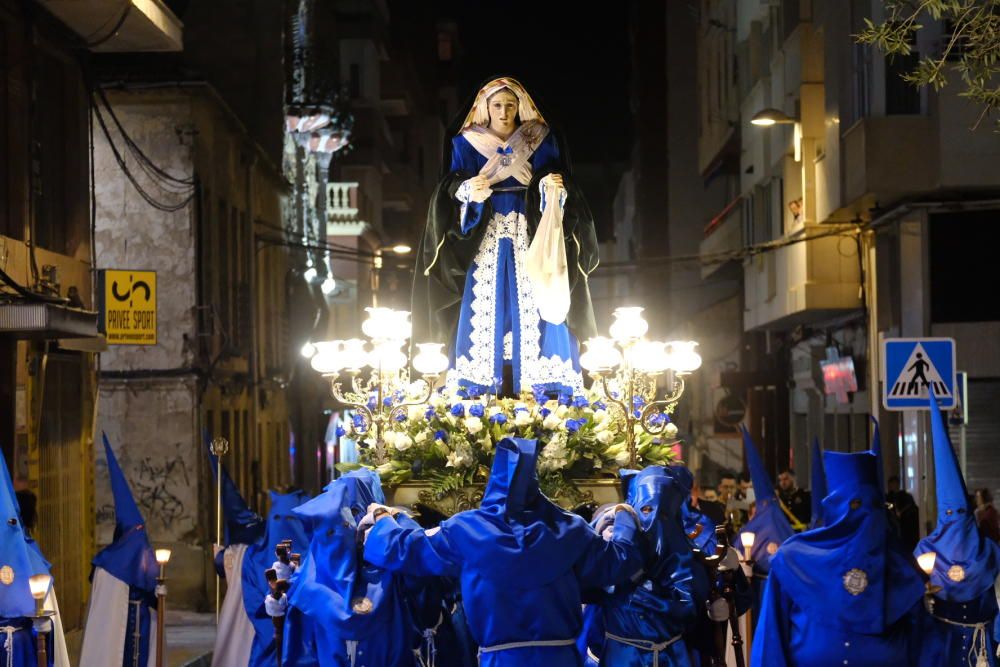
[809,437,827,529]
[915,387,1000,602]
[0,451,50,618]
[736,426,794,573]
[624,465,692,561]
[771,449,925,635]
[870,416,886,493]
[287,469,394,639]
[204,432,265,546]
[443,438,592,587]
[92,434,158,592]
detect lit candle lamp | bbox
[740,531,756,563]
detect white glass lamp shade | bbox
[917,551,937,576]
[340,339,368,371]
[300,341,317,358]
[309,341,344,374]
[361,307,397,339]
[369,340,407,371]
[667,341,702,372]
[155,548,172,565]
[633,340,671,374]
[28,574,51,600]
[413,343,449,375]
[580,337,623,372]
[391,310,413,342]
[740,531,756,549]
[609,307,648,342]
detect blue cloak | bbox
[364,438,643,666]
[752,449,928,666]
[915,388,1000,667]
[581,466,697,666]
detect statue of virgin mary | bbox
[411,76,599,396]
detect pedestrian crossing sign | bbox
[882,337,956,410]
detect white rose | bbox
[514,411,533,427]
[430,393,447,409]
[391,433,413,452]
[596,430,614,444]
[416,429,433,443]
[408,405,425,421]
[665,422,678,437]
[464,417,484,434]
[542,413,562,430]
[614,450,630,466]
[488,405,504,417]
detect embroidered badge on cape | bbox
[947,564,966,582]
[351,597,374,614]
[0,565,13,585]
[842,568,868,595]
[766,542,778,555]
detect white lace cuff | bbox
[539,178,567,213]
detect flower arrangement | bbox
[336,384,680,501]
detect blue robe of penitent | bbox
[751,449,928,666]
[0,448,54,667]
[734,427,795,619]
[915,389,1000,667]
[243,490,311,667]
[79,434,159,667]
[281,468,426,666]
[364,438,643,667]
[581,466,698,666]
[449,130,582,396]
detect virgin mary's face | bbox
[487,90,519,135]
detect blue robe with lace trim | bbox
[448,132,582,396]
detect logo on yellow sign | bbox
[99,270,157,345]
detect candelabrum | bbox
[155,548,171,667]
[28,574,53,667]
[306,307,449,465]
[580,307,702,468]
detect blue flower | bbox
[456,387,470,399]
[489,413,508,425]
[366,395,377,410]
[352,413,367,432]
[469,403,485,418]
[632,395,646,408]
[335,425,346,438]
[434,429,448,442]
[648,412,668,427]
[572,395,590,408]
[592,400,607,411]
[450,403,465,417]
[532,385,549,404]
[394,412,407,422]
[424,407,436,420]
[382,396,393,407]
[540,407,551,418]
[566,418,584,433]
[558,393,572,407]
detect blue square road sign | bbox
[882,337,956,411]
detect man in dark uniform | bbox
[776,468,811,529]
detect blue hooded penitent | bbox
[751,449,928,667]
[735,426,794,575]
[282,469,438,666]
[914,387,1000,667]
[581,465,698,666]
[204,433,265,547]
[809,437,827,529]
[242,489,311,667]
[365,438,643,667]
[0,451,52,667]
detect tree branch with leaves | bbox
[857,0,1000,129]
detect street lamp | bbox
[750,108,797,126]
[28,573,52,667]
[310,307,449,464]
[155,548,171,667]
[580,306,701,468]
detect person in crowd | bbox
[887,475,921,552]
[79,435,159,666]
[974,487,1000,543]
[689,479,725,531]
[751,449,928,666]
[363,438,643,666]
[915,389,1000,667]
[776,467,810,528]
[580,465,698,666]
[717,472,737,508]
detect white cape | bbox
[212,544,254,667]
[46,589,70,667]
[79,567,157,667]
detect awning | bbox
[0,303,100,339]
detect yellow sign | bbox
[100,270,157,345]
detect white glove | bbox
[265,593,288,617]
[272,560,295,581]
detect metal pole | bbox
[960,423,967,480]
[156,564,167,667]
[210,437,229,624]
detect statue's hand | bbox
[540,173,565,191]
[462,175,492,203]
